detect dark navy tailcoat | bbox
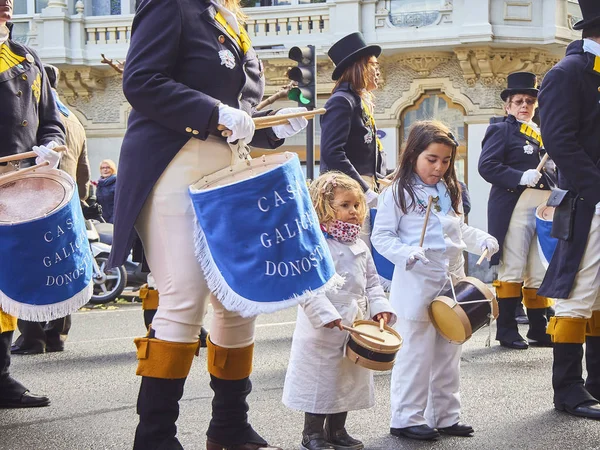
[538,40,600,298]
[320,83,382,192]
[478,115,550,265]
[108,0,283,268]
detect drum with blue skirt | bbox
[0,168,93,321]
[535,204,557,268]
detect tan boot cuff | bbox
[207,338,253,380]
[522,287,553,309]
[547,317,587,344]
[586,311,600,337]
[134,337,198,379]
[0,310,17,333]
[493,280,523,298]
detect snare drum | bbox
[428,277,498,344]
[188,153,341,317]
[346,320,403,371]
[0,168,93,321]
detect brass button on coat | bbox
[21,120,28,127]
[192,130,199,135]
[21,74,27,81]
[185,127,192,133]
[16,90,22,97]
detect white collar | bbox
[0,24,9,45]
[583,38,600,58]
[211,1,240,35]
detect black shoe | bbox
[325,431,363,450]
[438,422,474,437]
[390,425,440,441]
[10,344,45,355]
[300,434,335,450]
[555,400,600,420]
[46,344,64,353]
[500,339,529,350]
[528,338,553,348]
[0,391,50,408]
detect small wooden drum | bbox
[428,277,498,344]
[346,320,403,371]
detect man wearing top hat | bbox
[479,72,555,351]
[536,0,600,420]
[320,32,384,210]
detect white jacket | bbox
[372,181,494,321]
[282,237,397,414]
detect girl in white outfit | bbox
[371,121,499,441]
[283,172,396,450]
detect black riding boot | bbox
[585,336,600,400]
[496,297,528,349]
[299,413,334,450]
[11,320,46,354]
[324,412,363,450]
[526,308,552,347]
[44,315,71,352]
[206,376,270,448]
[133,377,185,450]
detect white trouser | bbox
[555,214,600,318]
[498,188,550,287]
[390,319,461,429]
[136,136,256,347]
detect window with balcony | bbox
[90,0,122,15]
[14,0,27,14]
[401,92,467,182]
[387,0,446,28]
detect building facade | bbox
[11,0,582,274]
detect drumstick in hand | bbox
[0,161,50,183]
[476,249,489,266]
[341,324,386,343]
[379,318,385,332]
[419,196,434,247]
[536,153,549,172]
[0,146,67,164]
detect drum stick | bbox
[0,161,49,183]
[476,249,489,265]
[341,324,386,343]
[252,107,327,126]
[379,318,385,332]
[0,146,67,164]
[253,111,323,129]
[419,196,434,247]
[536,153,549,172]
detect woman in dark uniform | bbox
[478,72,554,350]
[320,32,383,210]
[107,0,307,448]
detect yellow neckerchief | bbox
[361,98,383,153]
[214,11,251,54]
[0,43,25,74]
[519,122,543,147]
[593,55,600,73]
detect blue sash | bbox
[189,154,342,317]
[0,186,93,320]
[535,211,557,268]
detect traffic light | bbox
[287,45,316,109]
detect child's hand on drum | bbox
[324,319,343,330]
[374,312,391,325]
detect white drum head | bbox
[0,169,74,224]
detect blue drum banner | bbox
[536,208,557,268]
[189,154,343,317]
[370,208,394,291]
[0,193,93,321]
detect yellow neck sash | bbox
[215,12,251,55]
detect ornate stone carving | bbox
[59,67,108,101]
[453,47,560,87]
[395,52,453,77]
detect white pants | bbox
[498,188,550,287]
[136,137,256,347]
[390,319,461,429]
[555,214,600,318]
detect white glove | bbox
[365,189,379,208]
[406,247,429,268]
[519,169,542,187]
[218,104,255,143]
[595,201,600,216]
[272,107,309,139]
[478,237,499,259]
[32,143,61,169]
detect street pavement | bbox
[1,302,599,450]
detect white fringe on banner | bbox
[193,219,345,318]
[378,276,392,293]
[0,281,93,322]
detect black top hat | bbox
[328,32,381,81]
[500,72,538,102]
[573,0,600,31]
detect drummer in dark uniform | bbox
[0,0,65,408]
[106,0,307,448]
[479,72,554,350]
[537,0,600,420]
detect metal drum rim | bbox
[348,319,403,353]
[428,295,473,345]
